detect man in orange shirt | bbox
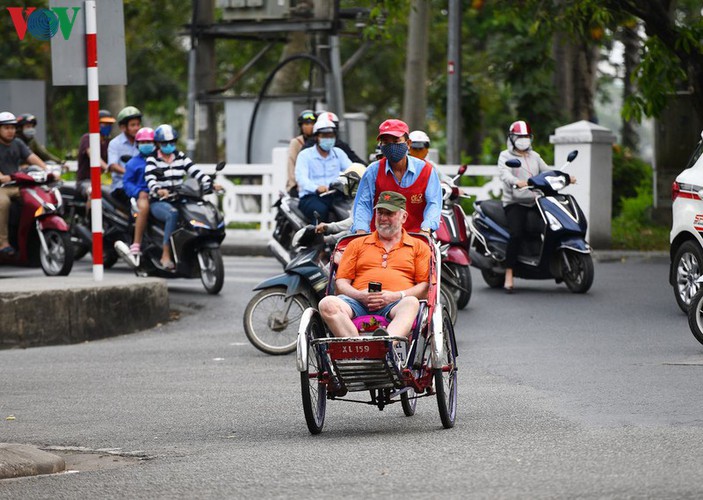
[319,191,431,338]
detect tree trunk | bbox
[103,85,126,120]
[620,24,640,150]
[195,0,218,162]
[269,31,310,95]
[402,0,429,131]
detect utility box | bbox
[344,112,368,164]
[0,80,46,145]
[217,0,333,21]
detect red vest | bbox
[372,158,432,233]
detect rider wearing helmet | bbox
[144,124,215,270]
[15,113,61,163]
[302,110,366,165]
[286,109,316,197]
[124,127,156,258]
[351,119,441,235]
[107,105,142,206]
[295,116,352,222]
[0,111,47,255]
[498,120,574,292]
[77,109,115,199]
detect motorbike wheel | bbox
[243,287,310,355]
[673,241,703,313]
[103,248,119,269]
[40,230,74,276]
[560,250,594,293]
[439,283,458,326]
[687,288,703,345]
[481,269,505,289]
[198,248,225,295]
[445,262,472,309]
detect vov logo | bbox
[7,7,81,41]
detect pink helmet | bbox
[135,127,155,142]
[508,120,532,136]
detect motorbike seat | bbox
[288,198,310,223]
[478,200,508,227]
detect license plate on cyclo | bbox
[328,341,387,360]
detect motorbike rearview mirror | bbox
[457,164,467,176]
[566,150,578,162]
[215,161,226,171]
[505,159,521,168]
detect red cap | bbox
[377,119,409,140]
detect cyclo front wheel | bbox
[301,314,327,434]
[434,307,457,429]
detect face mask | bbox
[100,124,113,137]
[381,142,408,163]
[318,137,336,152]
[160,143,176,155]
[138,143,155,155]
[514,137,531,151]
[23,127,36,139]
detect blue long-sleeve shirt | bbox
[295,146,351,198]
[123,155,149,199]
[351,155,442,232]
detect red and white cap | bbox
[377,119,409,140]
[509,120,532,136]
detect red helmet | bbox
[509,120,532,136]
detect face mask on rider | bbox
[160,143,176,155]
[514,137,532,151]
[138,143,155,155]
[318,137,336,152]
[100,124,113,137]
[23,127,36,139]
[380,142,408,163]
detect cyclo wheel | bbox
[401,387,417,417]
[434,307,457,429]
[301,314,327,434]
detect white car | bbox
[670,131,703,312]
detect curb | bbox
[0,443,65,480]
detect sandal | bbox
[0,246,16,256]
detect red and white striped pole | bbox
[85,1,103,281]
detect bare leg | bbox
[504,267,514,288]
[161,244,172,263]
[134,192,149,246]
[386,296,419,338]
[319,296,359,337]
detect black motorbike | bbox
[244,225,329,355]
[269,177,354,266]
[467,150,594,293]
[115,163,227,295]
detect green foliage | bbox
[611,145,652,216]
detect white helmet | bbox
[317,110,339,125]
[409,130,430,148]
[0,112,17,125]
[313,116,336,135]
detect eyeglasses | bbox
[381,253,388,268]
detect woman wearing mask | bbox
[498,120,574,292]
[123,127,156,258]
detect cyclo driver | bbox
[319,191,431,339]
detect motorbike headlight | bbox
[545,212,563,231]
[190,219,211,230]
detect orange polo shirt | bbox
[336,230,431,292]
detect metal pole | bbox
[186,1,198,158]
[85,0,103,281]
[328,34,347,141]
[446,0,461,163]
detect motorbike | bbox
[0,166,74,276]
[59,155,134,267]
[269,177,354,266]
[114,163,227,294]
[435,164,473,317]
[244,224,330,355]
[467,150,594,293]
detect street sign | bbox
[49,0,126,86]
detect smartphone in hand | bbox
[368,281,382,293]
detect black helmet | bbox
[297,109,316,126]
[16,113,37,127]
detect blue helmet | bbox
[154,124,178,142]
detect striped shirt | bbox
[145,151,211,198]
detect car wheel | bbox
[673,240,703,313]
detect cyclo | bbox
[295,232,458,434]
